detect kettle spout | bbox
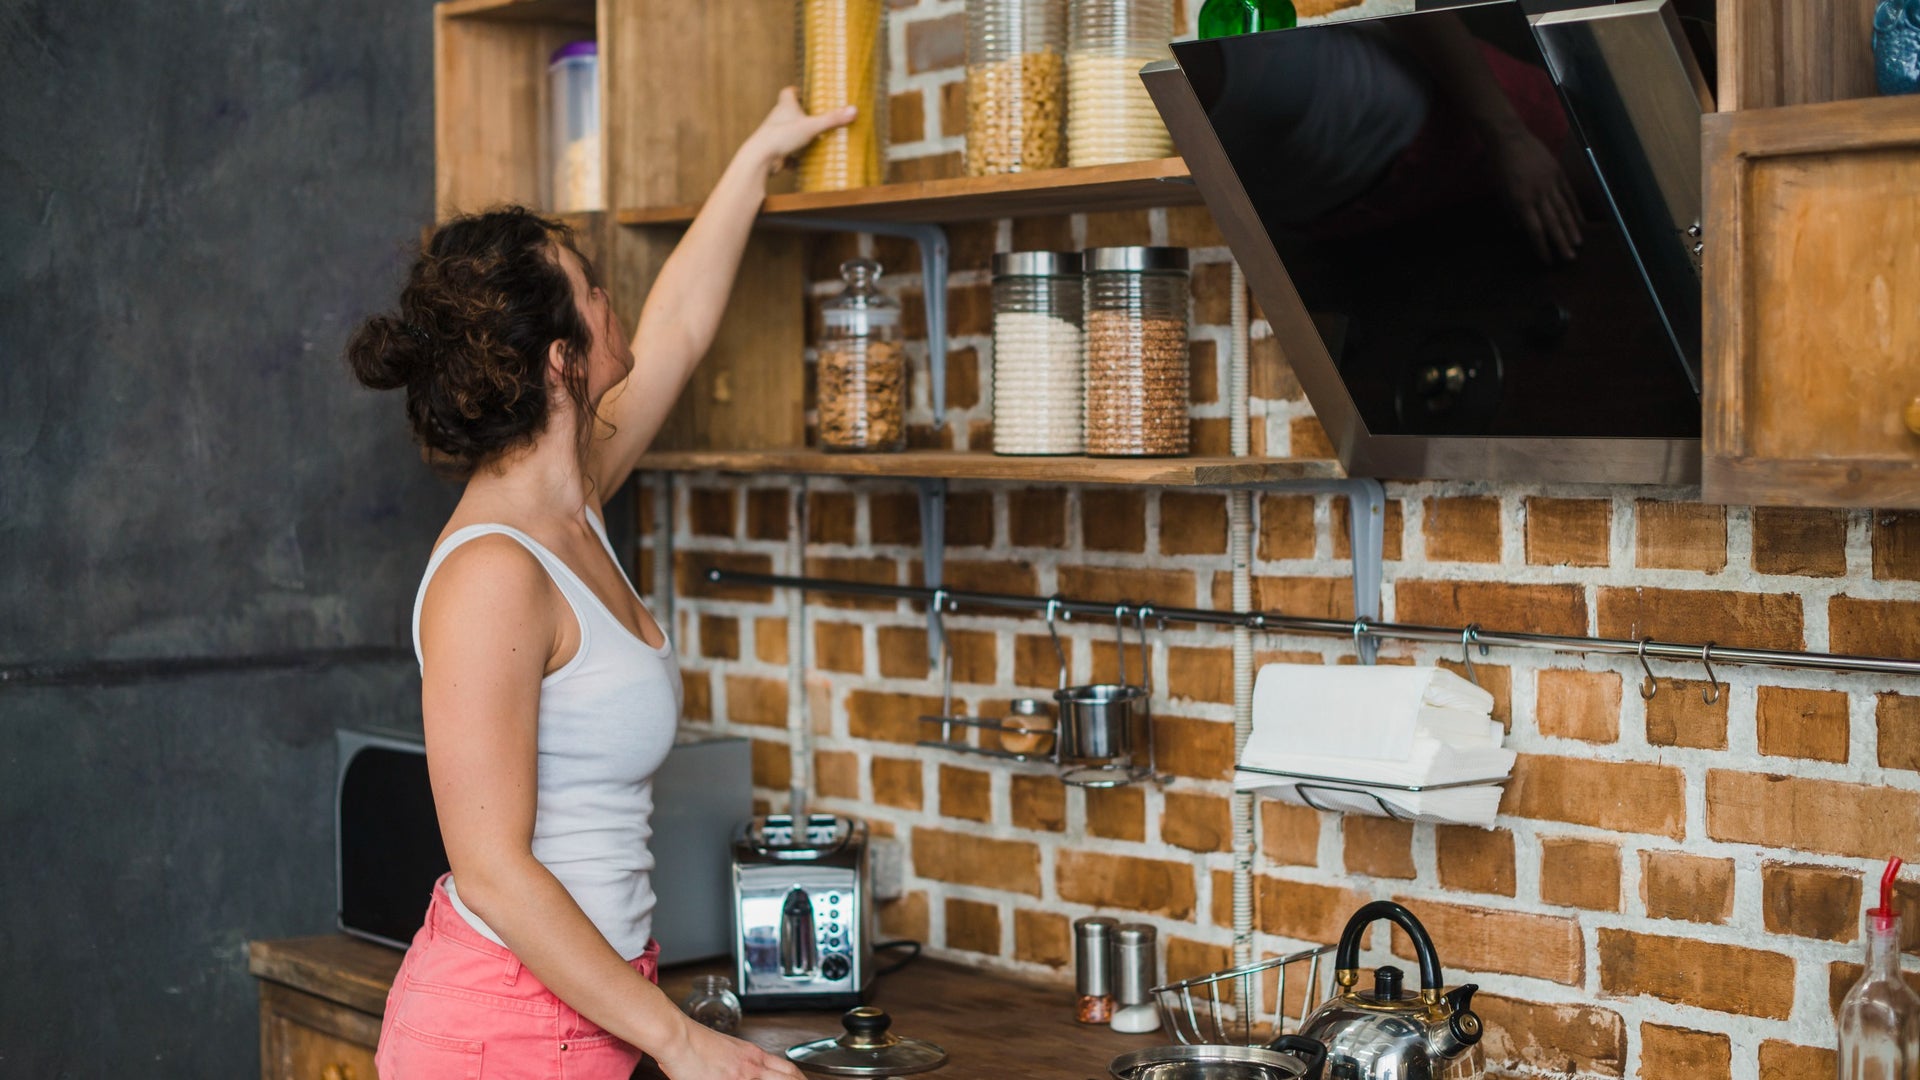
[1428,984,1483,1060]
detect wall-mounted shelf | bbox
[635,448,1342,486]
[618,158,1200,227]
[438,0,593,22]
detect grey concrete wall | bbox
[1,0,453,1072]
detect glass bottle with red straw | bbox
[1840,857,1920,1080]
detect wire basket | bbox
[1150,944,1336,1046]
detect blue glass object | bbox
[1875,0,1920,95]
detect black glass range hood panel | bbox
[1149,0,1707,481]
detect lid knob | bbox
[1373,965,1403,1001]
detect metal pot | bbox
[1295,901,1483,1080]
[1110,1034,1327,1080]
[1048,602,1159,786]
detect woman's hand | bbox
[653,1016,806,1080]
[743,87,857,176]
[1488,126,1582,264]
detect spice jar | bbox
[817,259,907,452]
[548,41,603,212]
[1067,0,1175,167]
[798,0,889,191]
[681,974,743,1033]
[966,0,1068,176]
[992,251,1085,455]
[1074,916,1118,1023]
[1083,246,1189,456]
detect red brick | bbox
[1165,937,1232,984]
[1057,565,1196,609]
[1086,785,1146,841]
[1259,495,1315,561]
[814,621,864,674]
[880,891,929,941]
[1640,850,1734,925]
[1880,692,1920,771]
[1057,851,1197,918]
[1501,756,1686,838]
[1162,492,1229,556]
[1214,575,1355,620]
[905,12,964,73]
[815,750,859,800]
[1007,488,1066,548]
[699,614,740,660]
[725,674,788,728]
[1080,491,1148,553]
[938,765,992,823]
[1086,209,1153,249]
[1256,878,1369,943]
[1435,826,1516,897]
[1634,500,1727,571]
[1166,646,1231,704]
[755,617,788,664]
[943,490,994,548]
[1390,898,1584,985]
[1333,497,1405,561]
[751,738,791,790]
[1011,214,1074,252]
[1756,685,1850,762]
[1525,497,1611,567]
[1155,716,1235,781]
[808,491,857,545]
[1396,581,1588,637]
[847,690,947,744]
[1758,1041,1836,1080]
[1260,799,1323,867]
[1644,679,1729,749]
[938,80,966,139]
[1013,909,1070,967]
[682,668,711,720]
[1597,929,1794,1018]
[1875,511,1920,580]
[945,897,1000,955]
[1189,260,1234,324]
[1831,596,1920,659]
[676,551,774,602]
[1290,415,1336,458]
[1540,837,1621,911]
[878,626,993,683]
[1828,960,1920,1016]
[1010,774,1065,832]
[911,826,1041,895]
[1476,995,1625,1078]
[872,757,924,810]
[889,89,925,144]
[1535,669,1622,743]
[1162,791,1231,853]
[1165,204,1225,248]
[869,491,920,546]
[1014,633,1070,691]
[1597,586,1803,651]
[1763,863,1861,942]
[1424,496,1503,562]
[1707,770,1920,860]
[1344,817,1416,879]
[688,487,737,537]
[1437,659,1512,731]
[806,555,899,610]
[1753,506,1848,576]
[1188,339,1219,405]
[928,557,1040,597]
[1638,1024,1730,1080]
[1249,334,1303,401]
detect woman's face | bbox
[553,242,634,404]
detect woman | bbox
[346,89,851,1080]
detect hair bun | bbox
[345,314,427,391]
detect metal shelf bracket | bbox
[1241,477,1385,665]
[918,477,948,664]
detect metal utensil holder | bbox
[1152,945,1337,1047]
[1234,766,1511,823]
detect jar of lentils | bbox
[1066,0,1175,167]
[966,0,1068,176]
[817,259,907,452]
[991,251,1084,455]
[1083,246,1189,456]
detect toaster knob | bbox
[821,953,852,981]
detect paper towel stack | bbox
[1234,664,1515,828]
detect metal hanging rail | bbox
[705,567,1920,680]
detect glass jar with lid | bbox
[966,0,1069,175]
[1066,0,1175,166]
[1082,246,1189,456]
[992,251,1084,455]
[681,974,743,1033]
[817,258,907,452]
[797,0,889,191]
[548,41,603,212]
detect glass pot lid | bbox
[787,1007,949,1077]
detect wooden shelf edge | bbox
[437,0,595,24]
[634,448,1344,486]
[618,158,1199,228]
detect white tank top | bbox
[411,507,680,961]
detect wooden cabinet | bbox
[250,937,402,1080]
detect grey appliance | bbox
[335,728,749,962]
[1144,0,1716,483]
[732,814,873,1011]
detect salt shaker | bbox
[1074,915,1117,1023]
[1110,923,1162,1034]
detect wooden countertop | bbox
[251,937,1161,1079]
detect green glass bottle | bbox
[1197,0,1297,37]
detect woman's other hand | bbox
[744,87,857,175]
[654,1016,806,1080]
[1488,126,1582,264]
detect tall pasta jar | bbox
[1066,0,1175,166]
[1083,246,1189,456]
[966,0,1068,175]
[798,0,889,191]
[991,251,1084,455]
[817,259,907,452]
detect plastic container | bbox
[817,259,906,452]
[1083,246,1189,456]
[798,0,889,191]
[1066,0,1175,167]
[548,41,603,213]
[681,974,743,1033]
[966,0,1069,175]
[992,251,1085,455]
[1840,858,1920,1080]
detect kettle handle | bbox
[1334,900,1444,992]
[1265,1034,1327,1080]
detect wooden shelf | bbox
[617,157,1202,227]
[438,0,594,24]
[634,448,1342,486]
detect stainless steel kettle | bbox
[1295,901,1484,1080]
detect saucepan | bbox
[1110,1034,1327,1080]
[1046,601,1157,786]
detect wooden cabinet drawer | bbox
[258,981,381,1080]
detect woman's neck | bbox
[465,418,594,524]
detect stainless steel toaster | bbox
[731,814,872,1011]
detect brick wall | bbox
[636,4,1920,1077]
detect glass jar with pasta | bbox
[965,0,1068,176]
[797,0,889,191]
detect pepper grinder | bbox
[1110,923,1162,1034]
[1074,916,1117,1023]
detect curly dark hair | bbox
[346,207,600,476]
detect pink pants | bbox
[375,875,661,1079]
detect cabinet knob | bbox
[1905,397,1920,436]
[322,1065,353,1080]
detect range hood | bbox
[1145,0,1713,483]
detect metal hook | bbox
[1351,618,1370,658]
[1700,642,1720,704]
[1638,638,1658,700]
[1045,597,1068,691]
[1136,606,1156,697]
[1114,603,1131,687]
[1460,624,1483,687]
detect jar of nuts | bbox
[817,258,907,453]
[965,0,1068,176]
[1082,246,1189,456]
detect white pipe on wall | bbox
[788,479,811,820]
[1228,262,1256,973]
